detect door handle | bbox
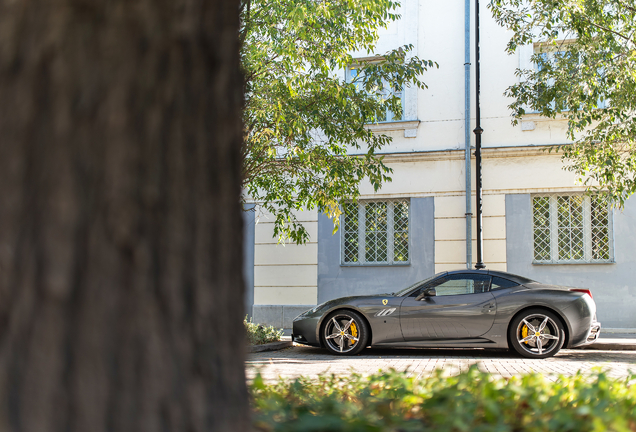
[482,303,496,313]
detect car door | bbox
[399,273,497,341]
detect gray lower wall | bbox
[252,305,314,329]
[317,197,436,303]
[506,194,636,329]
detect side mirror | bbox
[415,288,436,301]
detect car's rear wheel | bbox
[509,308,565,359]
[321,310,369,356]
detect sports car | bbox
[292,270,601,359]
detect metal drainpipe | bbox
[464,0,472,269]
[473,0,486,269]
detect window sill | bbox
[365,120,420,138]
[341,262,410,267]
[519,112,569,121]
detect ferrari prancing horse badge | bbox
[382,299,388,305]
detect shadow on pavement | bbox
[247,345,636,365]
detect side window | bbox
[430,274,492,296]
[408,284,427,297]
[346,64,404,122]
[491,276,519,291]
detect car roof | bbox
[445,269,535,285]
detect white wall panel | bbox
[482,216,506,240]
[254,287,318,305]
[435,215,505,242]
[255,222,318,244]
[434,263,471,273]
[255,265,317,287]
[253,208,318,223]
[434,262,507,274]
[435,217,466,241]
[255,244,318,265]
[435,239,507,264]
[434,194,506,219]
[434,196,466,218]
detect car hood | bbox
[311,293,393,313]
[323,293,392,305]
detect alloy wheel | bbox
[515,313,561,356]
[323,315,359,354]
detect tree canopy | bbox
[240,0,435,244]
[489,0,636,207]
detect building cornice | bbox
[365,120,421,132]
[374,144,570,163]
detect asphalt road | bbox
[246,345,636,382]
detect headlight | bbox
[310,302,329,314]
[294,302,328,320]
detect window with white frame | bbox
[532,194,613,264]
[529,44,607,112]
[341,199,409,265]
[346,65,404,122]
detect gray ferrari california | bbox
[292,270,601,359]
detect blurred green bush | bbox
[245,316,284,346]
[250,366,636,431]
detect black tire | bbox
[321,310,369,356]
[508,308,565,359]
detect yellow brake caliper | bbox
[522,325,529,344]
[350,322,358,346]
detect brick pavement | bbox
[246,345,636,382]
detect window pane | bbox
[364,202,387,263]
[534,228,551,261]
[393,201,409,262]
[343,203,359,262]
[434,278,472,296]
[491,277,519,290]
[591,199,610,260]
[533,196,550,228]
[532,196,551,261]
[557,196,584,260]
[343,233,358,263]
[347,66,403,122]
[433,275,491,296]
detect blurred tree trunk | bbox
[0,0,247,431]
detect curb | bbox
[575,343,636,351]
[574,338,636,351]
[247,341,293,353]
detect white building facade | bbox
[243,0,636,332]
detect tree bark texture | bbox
[0,0,247,431]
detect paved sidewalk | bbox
[246,345,636,382]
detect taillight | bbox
[570,288,593,299]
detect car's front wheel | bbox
[509,309,565,359]
[321,310,369,355]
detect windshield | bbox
[393,274,439,297]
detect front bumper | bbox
[291,315,321,347]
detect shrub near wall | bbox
[245,316,284,346]
[251,367,636,432]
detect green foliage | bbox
[240,0,436,244]
[489,0,636,208]
[245,316,285,346]
[251,367,636,431]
